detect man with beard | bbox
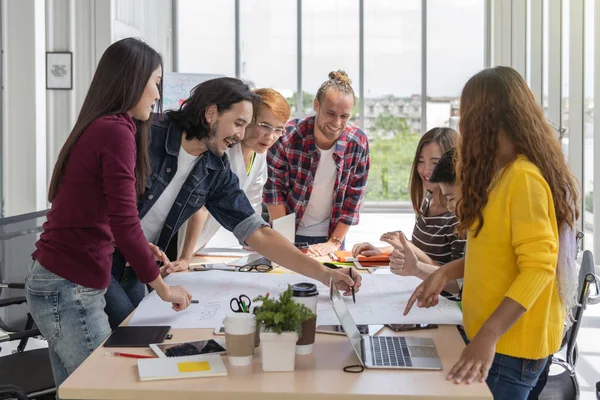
[264,71,370,257]
[104,77,361,329]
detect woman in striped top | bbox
[353,127,464,283]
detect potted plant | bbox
[253,286,315,371]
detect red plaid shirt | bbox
[263,116,370,235]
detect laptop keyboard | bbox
[369,336,412,367]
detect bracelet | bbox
[329,235,343,245]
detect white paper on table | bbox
[128,271,463,328]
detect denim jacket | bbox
[138,114,267,251]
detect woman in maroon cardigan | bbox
[25,38,192,387]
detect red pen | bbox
[105,352,156,359]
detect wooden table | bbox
[59,325,492,400]
[59,255,492,399]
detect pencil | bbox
[349,268,356,304]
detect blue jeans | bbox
[296,234,345,249]
[104,248,146,329]
[25,260,111,388]
[486,353,547,400]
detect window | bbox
[561,0,570,158]
[584,0,594,250]
[364,0,421,202]
[542,0,549,117]
[301,0,359,118]
[426,0,484,130]
[177,0,235,76]
[240,0,296,105]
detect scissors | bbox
[230,294,252,313]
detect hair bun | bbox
[328,70,351,85]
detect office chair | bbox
[538,250,599,400]
[0,283,55,400]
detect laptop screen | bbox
[330,284,364,364]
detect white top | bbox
[141,146,199,243]
[177,144,267,253]
[296,146,336,237]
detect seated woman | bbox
[170,88,291,271]
[352,127,464,287]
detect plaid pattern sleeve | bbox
[263,116,370,235]
[337,139,370,226]
[263,133,289,206]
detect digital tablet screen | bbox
[155,340,226,357]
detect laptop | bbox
[272,213,295,243]
[329,283,443,370]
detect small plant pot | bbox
[260,331,298,372]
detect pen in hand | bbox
[349,268,356,304]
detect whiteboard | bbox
[129,271,463,329]
[162,72,224,112]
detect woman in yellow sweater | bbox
[404,66,579,400]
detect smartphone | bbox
[213,326,226,336]
[385,324,438,332]
[316,324,369,335]
[150,339,226,358]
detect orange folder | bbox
[333,251,390,266]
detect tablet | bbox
[103,326,171,348]
[150,339,227,359]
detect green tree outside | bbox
[365,113,419,201]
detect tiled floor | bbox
[2,212,599,398]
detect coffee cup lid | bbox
[292,282,319,297]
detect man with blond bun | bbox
[264,71,370,257]
[172,88,292,267]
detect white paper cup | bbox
[223,313,256,366]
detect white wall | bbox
[2,0,47,216]
[1,0,173,217]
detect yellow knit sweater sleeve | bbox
[504,168,558,310]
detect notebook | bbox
[137,354,228,381]
[333,251,390,268]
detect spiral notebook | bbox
[137,354,228,381]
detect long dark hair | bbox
[48,38,163,202]
[409,127,459,215]
[166,77,259,141]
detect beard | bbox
[205,121,225,157]
[205,120,240,157]
[315,116,341,141]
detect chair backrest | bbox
[0,210,48,330]
[565,250,597,365]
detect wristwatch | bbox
[329,235,343,246]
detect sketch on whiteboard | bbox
[162,72,225,112]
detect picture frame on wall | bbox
[46,52,73,90]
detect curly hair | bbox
[456,66,579,237]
